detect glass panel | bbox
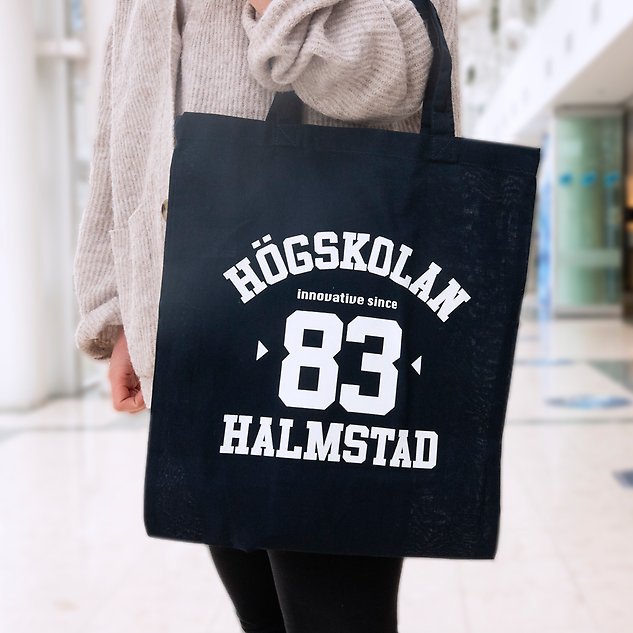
[67,0,101,387]
[627,111,633,208]
[68,0,85,35]
[624,111,633,302]
[555,112,624,308]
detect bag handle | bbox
[265,0,455,137]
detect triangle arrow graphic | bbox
[256,341,269,361]
[412,356,422,375]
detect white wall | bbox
[474,0,633,144]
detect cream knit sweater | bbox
[73,0,461,408]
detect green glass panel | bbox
[555,113,623,307]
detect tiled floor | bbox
[1,317,632,632]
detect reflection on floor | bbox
[1,317,632,633]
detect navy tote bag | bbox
[144,0,540,559]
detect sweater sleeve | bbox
[72,23,123,361]
[240,0,459,124]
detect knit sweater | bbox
[73,0,461,409]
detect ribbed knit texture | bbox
[73,0,461,408]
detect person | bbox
[73,1,460,631]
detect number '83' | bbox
[278,310,402,416]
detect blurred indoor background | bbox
[0,0,632,631]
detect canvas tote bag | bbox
[144,0,541,559]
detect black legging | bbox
[208,545,404,633]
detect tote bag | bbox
[144,0,540,559]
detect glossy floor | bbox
[1,317,632,633]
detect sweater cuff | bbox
[242,0,323,41]
[74,296,123,361]
[241,0,329,91]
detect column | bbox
[0,2,47,409]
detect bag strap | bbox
[416,0,455,136]
[265,0,455,138]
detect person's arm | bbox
[73,23,123,361]
[241,0,460,127]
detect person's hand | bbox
[108,326,146,413]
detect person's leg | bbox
[208,545,286,633]
[266,549,404,633]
